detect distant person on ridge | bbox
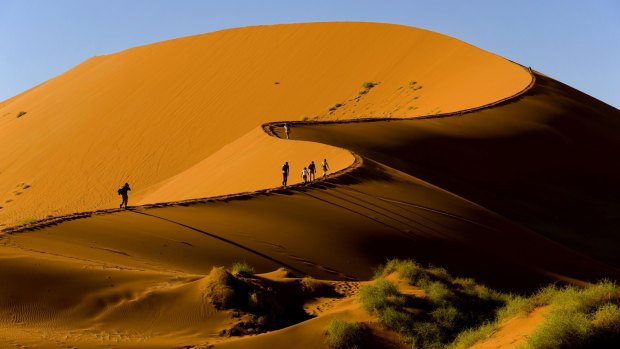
[308,161,316,182]
[284,123,290,139]
[282,161,289,187]
[302,167,309,184]
[117,182,131,209]
[322,158,330,177]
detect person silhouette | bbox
[282,162,289,186]
[322,158,330,177]
[302,167,309,184]
[284,123,290,139]
[118,182,131,209]
[308,161,316,182]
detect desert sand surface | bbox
[0,22,529,227]
[1,22,619,348]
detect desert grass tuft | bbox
[325,318,368,349]
[359,278,406,313]
[361,81,378,89]
[231,261,255,277]
[202,267,236,309]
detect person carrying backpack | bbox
[282,162,289,187]
[117,182,131,209]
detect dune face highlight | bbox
[0,22,529,226]
[1,22,619,348]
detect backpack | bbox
[117,187,123,195]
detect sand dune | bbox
[0,22,529,227]
[0,22,618,348]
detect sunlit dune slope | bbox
[0,22,529,226]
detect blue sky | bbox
[1,0,619,108]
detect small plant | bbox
[301,116,310,121]
[361,81,378,89]
[359,278,406,313]
[18,217,38,226]
[329,103,343,112]
[325,318,368,349]
[203,267,236,309]
[231,261,255,277]
[17,111,27,118]
[301,276,326,293]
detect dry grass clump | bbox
[231,261,255,277]
[202,266,236,309]
[325,318,369,349]
[368,259,507,348]
[359,278,406,314]
[523,280,620,348]
[449,278,620,349]
[300,276,333,294]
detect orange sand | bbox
[0,22,618,348]
[0,22,529,226]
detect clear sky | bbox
[1,0,619,108]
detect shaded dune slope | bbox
[290,73,620,269]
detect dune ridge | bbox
[1,22,619,348]
[0,22,530,227]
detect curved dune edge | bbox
[0,22,532,227]
[1,66,534,235]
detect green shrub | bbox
[411,321,443,348]
[431,305,459,329]
[449,322,495,349]
[374,259,427,284]
[359,279,406,313]
[379,307,412,332]
[423,281,453,306]
[325,318,368,349]
[427,266,453,282]
[525,310,592,348]
[592,303,620,332]
[361,81,377,89]
[231,262,255,277]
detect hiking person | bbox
[284,123,290,139]
[117,182,131,209]
[302,167,309,184]
[308,160,316,182]
[322,158,330,177]
[282,161,289,186]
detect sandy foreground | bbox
[0,22,619,348]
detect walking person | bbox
[322,158,330,177]
[284,123,290,139]
[282,161,289,187]
[308,161,316,182]
[117,182,131,209]
[302,167,309,184]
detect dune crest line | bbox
[1,65,534,235]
